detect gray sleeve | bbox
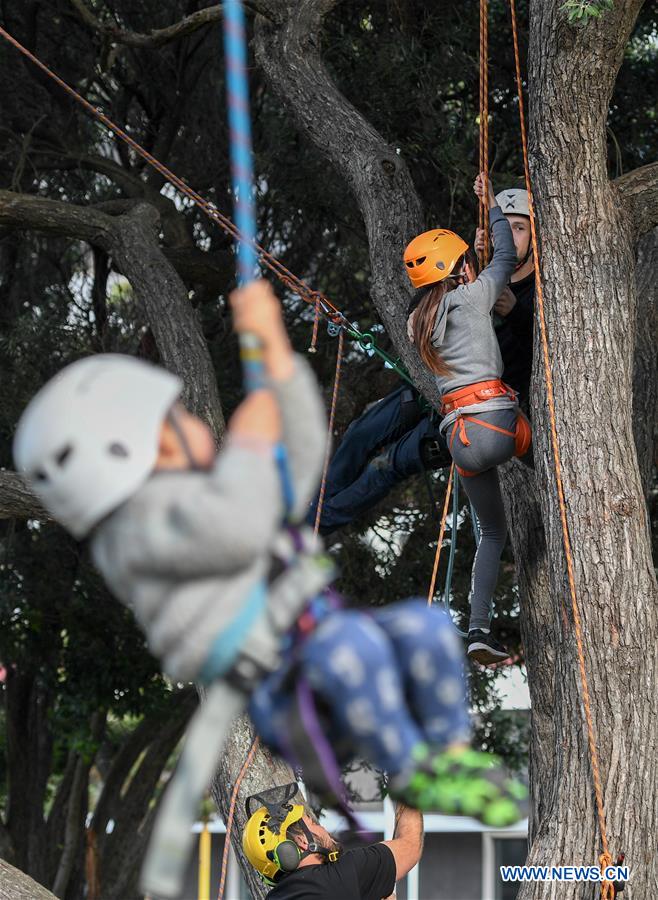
[462,206,517,313]
[112,446,283,578]
[269,354,327,520]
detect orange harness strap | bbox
[441,378,516,415]
[448,410,532,477]
[449,415,514,477]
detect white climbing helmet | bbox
[495,188,530,217]
[13,354,182,539]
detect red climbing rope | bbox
[314,330,345,537]
[217,735,260,900]
[426,464,455,605]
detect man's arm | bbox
[381,802,424,880]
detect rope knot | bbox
[601,852,627,898]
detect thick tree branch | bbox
[69,1,268,49]
[0,189,225,437]
[0,189,114,249]
[254,0,440,406]
[0,859,58,900]
[0,471,48,521]
[30,150,192,248]
[614,162,658,240]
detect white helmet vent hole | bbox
[55,445,73,468]
[108,442,130,458]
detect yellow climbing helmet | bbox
[243,796,306,886]
[403,229,469,289]
[243,783,339,885]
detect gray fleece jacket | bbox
[91,356,327,683]
[432,206,519,433]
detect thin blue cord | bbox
[223,0,265,391]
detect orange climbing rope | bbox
[426,464,455,605]
[217,734,260,900]
[478,0,490,268]
[0,27,349,332]
[314,330,345,536]
[508,1,616,894]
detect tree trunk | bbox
[92,688,197,900]
[516,2,658,896]
[4,673,53,886]
[210,714,302,900]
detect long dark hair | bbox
[409,250,476,376]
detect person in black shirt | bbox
[243,788,422,900]
[308,187,535,536]
[485,187,535,412]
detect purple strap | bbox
[295,676,373,842]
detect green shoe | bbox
[393,746,528,827]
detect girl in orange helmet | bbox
[405,172,532,665]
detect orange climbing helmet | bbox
[403,229,469,289]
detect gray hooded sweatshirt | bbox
[91,356,327,683]
[432,206,520,433]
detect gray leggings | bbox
[446,408,518,632]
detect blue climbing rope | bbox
[223,0,264,391]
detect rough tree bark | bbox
[0,859,58,900]
[515,1,658,896]
[210,716,302,900]
[632,226,658,498]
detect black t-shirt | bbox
[496,271,535,406]
[266,844,396,900]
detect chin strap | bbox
[514,243,534,272]
[300,820,340,864]
[166,408,210,472]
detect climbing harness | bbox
[508,0,621,891]
[441,380,532,477]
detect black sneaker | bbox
[467,630,510,665]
